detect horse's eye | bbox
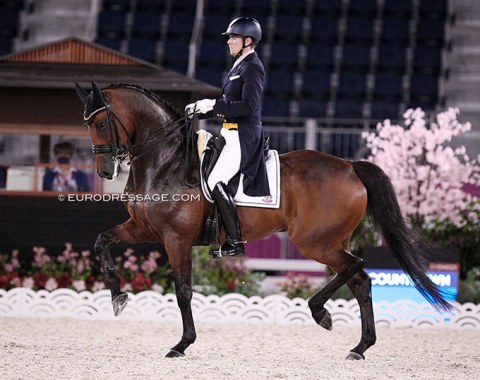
[96,120,107,129]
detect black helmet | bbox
[222,17,262,42]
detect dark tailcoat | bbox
[211,52,270,196]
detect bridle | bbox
[83,98,131,165]
[80,84,197,183]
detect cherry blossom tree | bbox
[363,107,480,230]
[361,108,480,275]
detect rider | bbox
[186,17,270,257]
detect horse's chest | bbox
[126,199,165,236]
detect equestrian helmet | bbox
[222,17,262,42]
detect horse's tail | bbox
[351,160,452,311]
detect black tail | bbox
[351,161,452,311]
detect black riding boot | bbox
[209,182,245,258]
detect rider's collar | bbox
[232,50,255,69]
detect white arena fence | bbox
[202,118,480,160]
[0,288,479,328]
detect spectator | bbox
[43,142,90,192]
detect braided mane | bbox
[105,83,183,118]
[104,83,199,188]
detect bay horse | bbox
[75,82,451,360]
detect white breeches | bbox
[207,128,241,191]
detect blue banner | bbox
[366,268,458,302]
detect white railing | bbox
[1,288,479,328]
[204,118,480,159]
[204,119,369,159]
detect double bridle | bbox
[83,98,131,165]
[82,86,197,183]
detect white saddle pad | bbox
[198,130,281,209]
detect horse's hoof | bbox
[165,350,186,358]
[345,351,365,360]
[112,293,129,317]
[312,308,333,331]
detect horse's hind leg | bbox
[345,270,376,360]
[95,219,149,316]
[307,249,363,331]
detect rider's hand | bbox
[185,102,196,119]
[195,99,215,114]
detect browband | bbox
[83,106,108,123]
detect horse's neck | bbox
[127,116,197,193]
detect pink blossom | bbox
[152,284,164,293]
[72,280,86,292]
[141,258,158,273]
[10,277,22,287]
[123,248,135,257]
[45,277,58,291]
[77,261,85,274]
[123,259,139,272]
[34,248,51,267]
[363,107,480,229]
[91,281,105,292]
[22,277,34,289]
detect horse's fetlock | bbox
[185,332,197,344]
[367,334,377,347]
[352,256,364,274]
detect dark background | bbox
[0,194,165,261]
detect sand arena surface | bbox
[0,317,479,380]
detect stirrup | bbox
[209,240,245,259]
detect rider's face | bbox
[227,35,244,57]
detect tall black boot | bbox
[209,182,245,257]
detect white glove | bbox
[195,99,215,114]
[185,102,196,119]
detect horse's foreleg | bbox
[94,219,149,316]
[164,240,196,358]
[307,249,363,331]
[345,270,376,360]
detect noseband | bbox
[83,99,131,164]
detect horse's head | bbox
[75,82,133,180]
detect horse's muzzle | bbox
[97,170,114,180]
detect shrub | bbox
[191,247,265,296]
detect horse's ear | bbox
[91,81,106,107]
[74,82,89,103]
